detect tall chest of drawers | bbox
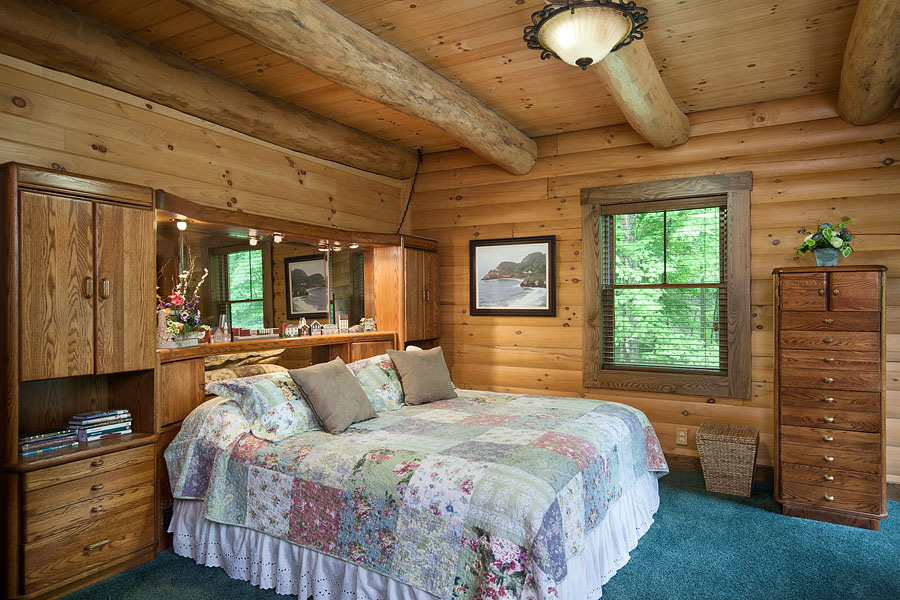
[773,266,887,530]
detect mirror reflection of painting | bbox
[286,255,328,318]
[470,236,556,316]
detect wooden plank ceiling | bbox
[54,0,856,154]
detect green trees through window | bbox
[603,206,726,372]
[225,249,265,329]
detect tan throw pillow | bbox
[387,347,458,405]
[288,358,377,434]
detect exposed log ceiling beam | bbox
[177,0,538,176]
[838,0,900,125]
[0,0,418,179]
[593,41,690,149]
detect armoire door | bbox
[404,248,424,341]
[422,250,439,339]
[95,203,156,373]
[19,191,95,381]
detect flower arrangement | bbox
[157,263,210,336]
[795,219,854,258]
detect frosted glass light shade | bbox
[537,6,631,68]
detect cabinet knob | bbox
[91,458,104,467]
[832,289,840,296]
[823,397,835,403]
[823,436,834,442]
[84,538,111,552]
[824,455,834,462]
[91,483,104,491]
[818,288,825,296]
[823,475,834,482]
[823,377,834,383]
[822,318,834,324]
[824,495,835,502]
[823,417,834,423]
[83,276,94,299]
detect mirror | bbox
[156,221,366,330]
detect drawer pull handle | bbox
[100,277,111,300]
[824,455,834,462]
[823,397,835,403]
[84,538,111,552]
[818,288,825,296]
[91,483,104,491]
[823,357,835,363]
[832,289,840,297]
[823,475,834,482]
[823,338,833,344]
[91,505,104,513]
[823,436,834,442]
[823,417,834,423]
[83,276,94,299]
[824,495,835,502]
[91,458,104,468]
[823,377,834,383]
[822,318,834,324]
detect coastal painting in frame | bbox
[285,255,329,319]
[469,236,556,316]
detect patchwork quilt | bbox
[166,390,668,600]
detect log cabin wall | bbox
[0,54,406,232]
[411,92,900,481]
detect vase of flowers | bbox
[794,219,853,267]
[157,264,210,349]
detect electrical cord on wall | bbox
[396,148,424,234]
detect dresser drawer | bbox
[780,463,881,495]
[780,442,881,474]
[781,481,881,514]
[780,388,881,413]
[780,311,881,332]
[779,331,880,352]
[779,368,880,392]
[779,350,879,371]
[22,503,155,593]
[25,459,154,517]
[780,425,881,453]
[780,406,881,433]
[24,483,154,544]
[779,273,827,311]
[23,444,155,492]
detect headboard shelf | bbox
[157,331,398,363]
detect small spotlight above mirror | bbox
[249,236,259,246]
[175,219,188,231]
[348,242,359,249]
[273,232,283,243]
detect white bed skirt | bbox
[170,471,660,600]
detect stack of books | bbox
[19,429,78,456]
[69,409,132,442]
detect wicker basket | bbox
[696,422,760,497]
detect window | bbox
[210,246,271,329]
[582,173,751,398]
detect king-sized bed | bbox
[166,384,668,600]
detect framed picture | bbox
[285,255,329,319]
[469,235,556,316]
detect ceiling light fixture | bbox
[523,0,648,70]
[175,219,188,231]
[273,232,283,243]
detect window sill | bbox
[584,368,733,398]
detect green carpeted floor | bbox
[64,471,899,600]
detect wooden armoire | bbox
[1,164,158,599]
[773,266,887,530]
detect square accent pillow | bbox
[289,358,377,434]
[206,372,321,442]
[387,347,458,405]
[346,353,404,412]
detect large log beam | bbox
[177,0,538,176]
[838,0,900,125]
[0,0,418,179]
[593,41,690,149]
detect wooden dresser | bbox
[1,163,158,599]
[773,265,887,530]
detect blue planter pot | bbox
[813,247,840,266]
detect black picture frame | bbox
[469,235,556,316]
[284,254,329,320]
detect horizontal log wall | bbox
[0,54,404,232]
[412,92,900,481]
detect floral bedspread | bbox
[165,391,668,600]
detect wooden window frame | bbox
[209,243,274,328]
[581,173,752,399]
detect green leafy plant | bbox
[795,219,854,257]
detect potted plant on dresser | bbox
[157,265,210,349]
[794,219,854,266]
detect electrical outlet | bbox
[676,427,689,446]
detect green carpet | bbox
[64,471,899,600]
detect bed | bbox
[165,388,668,600]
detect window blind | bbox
[600,200,728,373]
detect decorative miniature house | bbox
[322,323,339,336]
[282,323,300,337]
[309,320,322,336]
[338,313,349,334]
[208,326,230,344]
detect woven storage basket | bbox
[696,422,759,497]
